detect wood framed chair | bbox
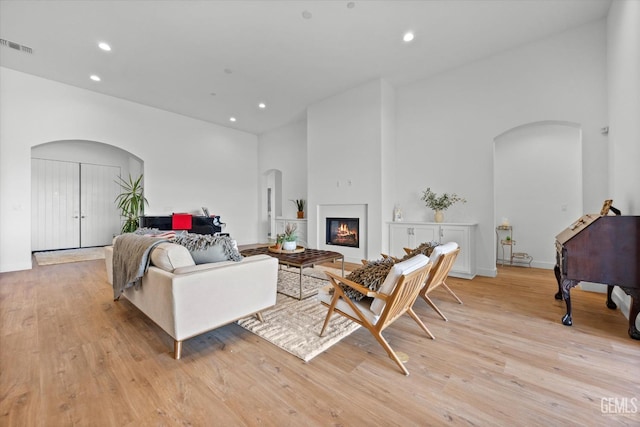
[318,254,433,375]
[419,242,462,322]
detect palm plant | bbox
[291,199,305,212]
[115,174,148,233]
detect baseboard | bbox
[612,287,640,330]
[0,260,33,273]
[476,266,497,278]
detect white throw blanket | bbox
[112,234,168,300]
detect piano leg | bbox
[628,296,640,340]
[553,265,563,300]
[606,285,617,310]
[560,278,578,327]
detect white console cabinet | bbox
[275,218,307,247]
[388,222,477,279]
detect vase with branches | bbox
[115,174,148,233]
[421,187,466,223]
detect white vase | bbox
[434,210,444,223]
[282,241,297,251]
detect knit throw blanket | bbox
[112,234,168,300]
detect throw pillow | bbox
[401,241,439,260]
[172,232,242,265]
[341,258,395,301]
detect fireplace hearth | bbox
[326,217,359,248]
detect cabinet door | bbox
[441,225,472,276]
[412,225,439,247]
[389,224,411,258]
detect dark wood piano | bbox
[140,215,223,235]
[554,213,640,339]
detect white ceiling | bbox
[0,0,611,135]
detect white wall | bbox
[608,0,640,215]
[257,119,308,225]
[0,67,259,272]
[395,20,608,277]
[307,79,393,261]
[606,0,640,329]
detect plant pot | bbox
[297,211,304,219]
[434,210,444,223]
[282,241,297,251]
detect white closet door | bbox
[80,163,121,247]
[31,158,80,251]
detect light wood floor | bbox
[1,259,638,426]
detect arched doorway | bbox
[31,140,143,251]
[262,169,282,242]
[494,121,582,268]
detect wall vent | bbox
[0,38,33,54]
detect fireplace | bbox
[326,217,359,248]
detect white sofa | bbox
[105,242,278,359]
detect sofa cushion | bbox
[150,242,195,272]
[370,254,430,315]
[172,232,242,265]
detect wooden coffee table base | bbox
[240,247,345,300]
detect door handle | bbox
[73,215,79,219]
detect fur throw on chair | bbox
[342,257,396,301]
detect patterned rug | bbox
[34,247,106,265]
[237,269,360,362]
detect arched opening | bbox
[261,169,282,242]
[31,140,143,251]
[494,121,582,269]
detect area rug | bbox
[237,270,360,362]
[33,247,106,266]
[276,268,330,299]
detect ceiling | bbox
[0,0,611,135]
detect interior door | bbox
[80,163,121,247]
[32,159,122,251]
[31,158,80,251]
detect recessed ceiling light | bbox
[302,10,312,19]
[90,74,101,82]
[224,68,233,74]
[229,117,237,122]
[403,32,415,43]
[347,2,355,9]
[98,42,111,51]
[258,102,266,109]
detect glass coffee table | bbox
[240,246,344,300]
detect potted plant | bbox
[282,222,298,250]
[421,187,466,223]
[274,234,284,250]
[291,199,306,218]
[115,174,149,233]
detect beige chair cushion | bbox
[149,242,195,272]
[317,284,380,325]
[428,241,459,266]
[370,254,430,315]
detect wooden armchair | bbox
[419,242,462,322]
[318,255,433,375]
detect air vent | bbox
[0,38,33,54]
